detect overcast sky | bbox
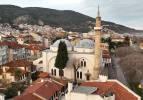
[0,0,142,29]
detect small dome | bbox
[74,39,94,53]
[75,39,94,49]
[50,39,72,51]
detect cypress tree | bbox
[55,41,69,78]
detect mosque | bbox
[38,7,111,81]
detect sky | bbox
[0,0,142,30]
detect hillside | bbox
[0,5,142,33]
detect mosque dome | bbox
[74,39,94,53]
[50,39,72,51]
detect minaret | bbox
[93,6,102,79]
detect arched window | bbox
[84,61,86,67]
[51,69,53,75]
[80,59,86,67]
[77,71,79,79]
[80,72,82,79]
[81,61,83,67]
[54,69,56,76]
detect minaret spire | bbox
[93,5,102,80]
[97,5,100,17]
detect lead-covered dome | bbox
[75,39,94,48]
[50,39,72,51]
[74,39,94,53]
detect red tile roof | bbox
[38,72,49,78]
[102,50,111,58]
[4,59,32,68]
[26,40,41,44]
[6,68,27,74]
[18,35,33,39]
[0,69,3,74]
[102,54,111,58]
[0,42,25,49]
[102,50,110,55]
[14,78,66,100]
[26,45,46,51]
[81,81,139,100]
[15,93,40,100]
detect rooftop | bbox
[4,59,32,68]
[73,86,97,94]
[80,80,140,100]
[75,39,94,49]
[52,39,72,47]
[14,78,67,100]
[0,41,25,49]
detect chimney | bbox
[0,93,5,100]
[68,82,73,93]
[30,79,32,84]
[18,91,21,96]
[99,75,108,82]
[40,79,44,83]
[2,67,6,73]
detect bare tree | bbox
[72,58,80,83]
[119,52,143,82]
[115,47,135,58]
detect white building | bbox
[0,43,8,65]
[35,8,111,81]
[40,38,110,81]
[42,39,99,80]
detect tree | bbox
[102,37,116,51]
[4,82,26,99]
[4,86,17,99]
[55,41,69,78]
[31,71,40,81]
[14,69,22,81]
[124,36,130,46]
[119,53,143,82]
[115,47,135,58]
[72,58,80,83]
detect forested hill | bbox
[0,5,142,33]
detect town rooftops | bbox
[80,80,141,100]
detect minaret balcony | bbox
[94,27,102,30]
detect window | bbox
[51,69,53,75]
[81,61,83,67]
[84,61,86,67]
[80,59,86,67]
[77,71,82,79]
[54,69,56,76]
[80,72,82,79]
[77,71,79,79]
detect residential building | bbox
[0,43,8,65]
[0,42,30,62]
[14,78,67,100]
[0,60,35,83]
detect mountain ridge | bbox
[0,5,142,33]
